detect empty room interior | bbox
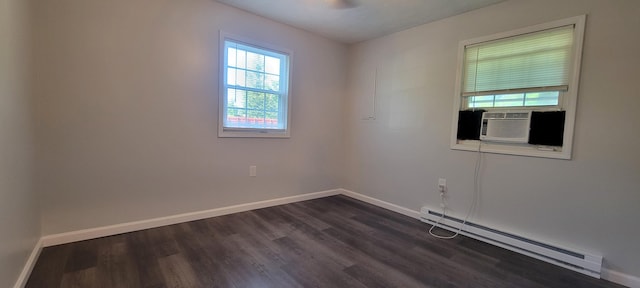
[2,0,639,287]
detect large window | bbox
[219,33,291,138]
[451,16,586,159]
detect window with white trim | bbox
[451,16,586,159]
[219,33,291,138]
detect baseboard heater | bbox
[419,207,602,278]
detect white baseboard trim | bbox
[340,189,638,288]
[602,268,640,288]
[339,188,421,219]
[13,239,43,288]
[41,189,340,247]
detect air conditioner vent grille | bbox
[484,112,505,119]
[506,112,530,119]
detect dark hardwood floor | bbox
[27,195,625,288]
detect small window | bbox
[451,16,586,159]
[219,33,291,138]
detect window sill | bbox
[452,140,570,160]
[218,128,290,138]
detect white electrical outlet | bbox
[438,178,446,193]
[250,165,257,177]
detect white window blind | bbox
[462,25,575,97]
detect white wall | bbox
[0,0,40,286]
[32,0,348,235]
[345,0,640,279]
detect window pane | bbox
[227,68,236,86]
[227,108,251,128]
[236,49,246,69]
[247,91,265,110]
[227,47,237,68]
[227,108,246,121]
[246,52,264,72]
[468,95,495,108]
[228,68,246,87]
[265,56,280,75]
[246,71,264,89]
[265,74,280,92]
[265,112,278,127]
[247,109,265,119]
[227,89,246,108]
[494,93,525,107]
[265,94,279,111]
[525,91,559,106]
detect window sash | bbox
[223,40,289,131]
[462,25,575,96]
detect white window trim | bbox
[218,31,293,138]
[450,15,586,160]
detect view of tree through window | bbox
[223,40,288,130]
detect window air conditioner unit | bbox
[480,111,532,143]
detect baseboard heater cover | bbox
[420,207,602,278]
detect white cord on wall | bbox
[430,46,484,239]
[428,142,483,239]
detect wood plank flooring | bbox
[26,195,625,288]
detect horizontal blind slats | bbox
[463,25,574,94]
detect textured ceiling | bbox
[216,0,506,44]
